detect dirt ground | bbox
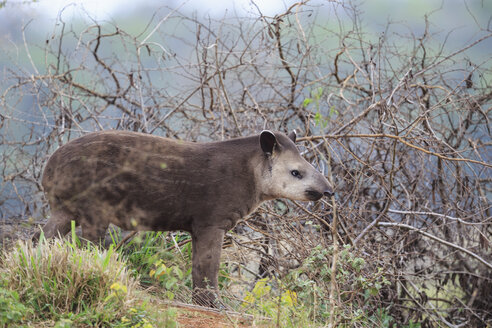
[175,304,262,328]
[0,218,39,248]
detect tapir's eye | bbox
[291,170,302,179]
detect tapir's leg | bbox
[32,209,72,241]
[191,226,225,307]
[79,216,109,246]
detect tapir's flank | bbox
[35,130,332,306]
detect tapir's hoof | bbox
[192,288,223,308]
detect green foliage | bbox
[367,308,421,328]
[161,308,178,328]
[302,86,338,130]
[243,278,297,311]
[112,231,193,301]
[242,277,315,327]
[218,261,233,291]
[0,237,155,327]
[53,318,73,328]
[282,244,391,325]
[240,244,411,327]
[313,110,329,128]
[149,259,190,300]
[0,286,32,327]
[302,87,324,109]
[110,231,169,278]
[114,304,161,328]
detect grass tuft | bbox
[0,238,140,326]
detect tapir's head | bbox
[257,130,333,202]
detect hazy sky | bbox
[3,0,491,32]
[7,0,291,20]
[1,0,490,61]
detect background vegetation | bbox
[1,0,491,327]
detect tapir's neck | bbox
[202,135,265,218]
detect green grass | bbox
[0,236,168,327]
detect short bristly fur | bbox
[34,130,333,307]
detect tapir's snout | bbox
[305,175,334,201]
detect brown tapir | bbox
[34,130,333,306]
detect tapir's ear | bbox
[288,130,297,143]
[260,130,277,155]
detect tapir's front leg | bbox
[191,226,225,307]
[32,209,72,242]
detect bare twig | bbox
[378,222,492,270]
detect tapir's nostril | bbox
[324,190,334,198]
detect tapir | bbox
[34,130,333,306]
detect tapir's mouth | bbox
[305,190,323,201]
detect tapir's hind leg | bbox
[32,209,72,241]
[79,216,109,246]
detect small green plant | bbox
[0,286,32,327]
[110,231,169,278]
[218,261,233,290]
[113,231,194,303]
[114,232,191,277]
[106,281,129,303]
[302,87,324,109]
[149,259,190,300]
[243,278,297,308]
[242,277,314,327]
[302,86,338,129]
[54,318,73,328]
[117,305,157,328]
[163,308,178,328]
